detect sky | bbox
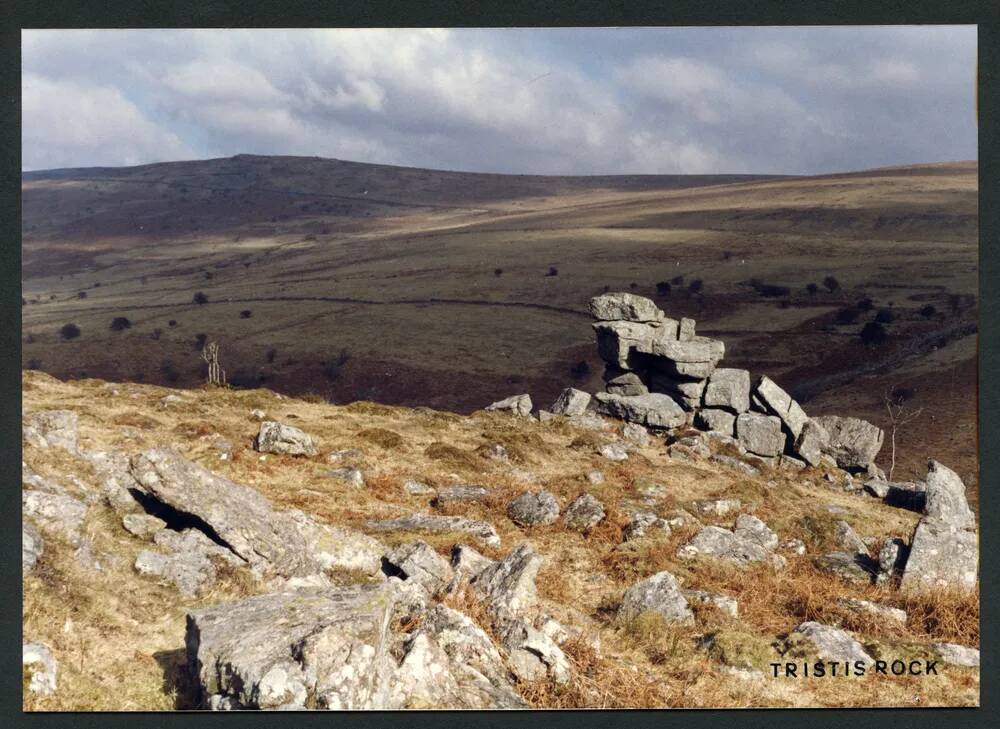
[21,26,977,175]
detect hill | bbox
[21,370,979,709]
[21,156,978,491]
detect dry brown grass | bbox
[20,370,978,710]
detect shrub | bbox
[875,308,894,324]
[891,385,916,401]
[265,348,277,364]
[806,283,818,295]
[822,275,840,293]
[168,319,178,327]
[322,349,351,381]
[204,271,214,280]
[151,328,163,340]
[629,282,638,289]
[671,275,684,285]
[919,304,937,318]
[240,309,252,319]
[25,333,36,344]
[856,297,874,311]
[60,323,81,340]
[571,360,591,380]
[859,322,888,347]
[688,279,704,294]
[753,282,790,298]
[655,281,671,296]
[110,316,132,331]
[835,307,859,325]
[193,291,209,305]
[194,333,207,351]
[78,291,87,299]
[722,250,734,261]
[546,266,559,277]
[160,359,180,383]
[27,358,42,369]
[779,300,791,309]
[494,268,503,277]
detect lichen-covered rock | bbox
[589,293,664,322]
[594,392,686,429]
[403,479,435,496]
[550,387,592,417]
[186,584,399,709]
[694,498,742,518]
[835,598,907,625]
[617,571,694,624]
[450,544,495,585]
[507,491,560,527]
[622,511,671,541]
[22,489,87,545]
[900,461,978,594]
[130,448,382,578]
[23,641,58,696]
[135,546,220,597]
[794,418,829,467]
[432,485,493,507]
[254,421,317,456]
[563,494,606,531]
[23,410,79,453]
[703,368,751,413]
[695,408,736,436]
[784,622,873,664]
[736,412,785,457]
[500,618,571,684]
[472,545,541,619]
[621,422,650,447]
[382,541,453,595]
[122,513,167,540]
[812,552,876,585]
[367,514,501,548]
[603,368,649,396]
[833,520,870,557]
[812,415,884,471]
[677,525,771,564]
[598,442,629,462]
[754,376,808,439]
[932,643,980,668]
[325,467,365,488]
[682,589,739,617]
[734,514,779,551]
[485,394,532,417]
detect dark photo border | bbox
[2,2,996,728]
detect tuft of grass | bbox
[357,427,405,449]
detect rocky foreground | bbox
[21,295,979,710]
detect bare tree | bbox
[201,341,227,387]
[884,387,923,480]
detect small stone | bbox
[785,622,873,664]
[563,494,606,531]
[694,498,742,518]
[622,422,650,447]
[682,589,738,618]
[835,598,907,625]
[932,643,979,667]
[485,394,533,417]
[22,523,44,572]
[585,470,605,485]
[617,571,694,624]
[254,421,317,457]
[622,511,671,541]
[367,514,501,548]
[507,491,560,527]
[734,514,778,551]
[833,520,870,557]
[599,443,629,462]
[324,467,365,488]
[403,479,436,496]
[433,485,492,507]
[812,552,876,585]
[327,449,362,463]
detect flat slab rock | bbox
[129,448,383,578]
[589,293,664,322]
[367,514,501,548]
[594,392,686,429]
[784,622,873,664]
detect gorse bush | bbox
[60,323,81,340]
[193,291,209,305]
[110,317,132,332]
[822,276,840,293]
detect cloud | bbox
[20,27,976,174]
[21,73,194,169]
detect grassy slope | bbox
[21,158,978,490]
[22,371,978,709]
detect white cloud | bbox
[21,73,194,169]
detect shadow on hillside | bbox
[154,648,200,710]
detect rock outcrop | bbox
[900,461,978,593]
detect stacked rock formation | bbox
[588,293,884,473]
